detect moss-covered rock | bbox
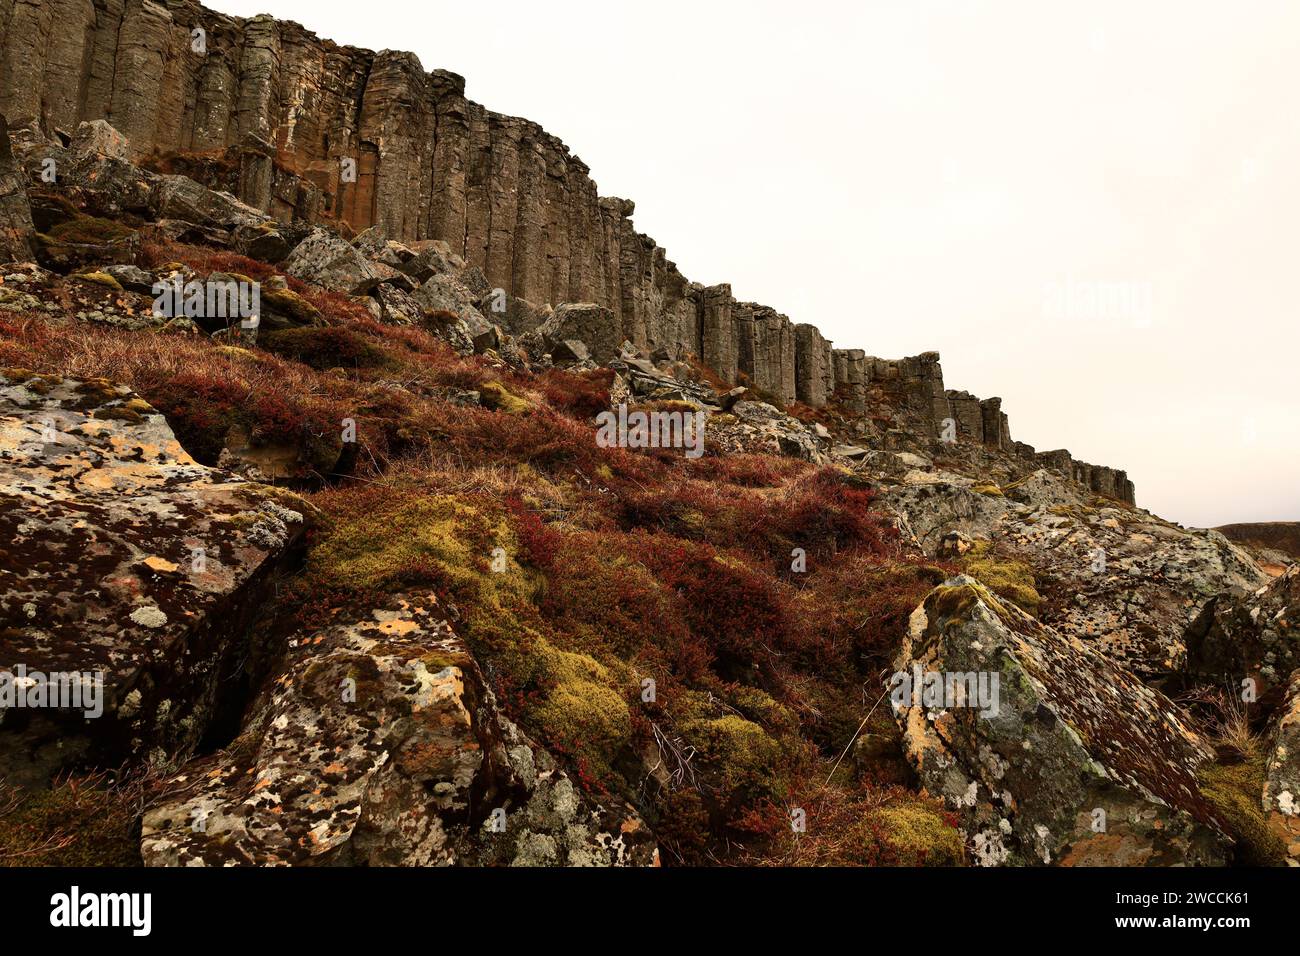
[961,540,1041,615]
[862,800,966,866]
[139,595,655,867]
[74,270,124,291]
[895,575,1229,866]
[479,380,531,414]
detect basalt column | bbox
[794,323,832,407]
[701,283,738,383]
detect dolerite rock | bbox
[102,263,156,294]
[894,577,1228,866]
[234,222,292,263]
[61,157,156,220]
[0,370,305,788]
[538,303,624,364]
[140,594,656,867]
[69,119,129,163]
[878,468,1267,678]
[149,175,270,230]
[411,273,499,352]
[255,276,322,331]
[282,228,383,294]
[397,240,465,283]
[0,117,35,263]
[718,386,747,411]
[351,226,409,269]
[551,339,591,364]
[1263,671,1300,864]
[371,282,424,325]
[793,323,833,408]
[1185,565,1299,700]
[485,291,549,335]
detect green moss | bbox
[927,583,982,620]
[72,377,119,402]
[532,644,632,780]
[303,492,639,775]
[76,270,124,291]
[305,494,526,604]
[729,686,799,736]
[961,542,1041,616]
[971,483,1004,497]
[46,215,135,245]
[479,380,531,414]
[0,778,140,866]
[682,714,789,803]
[926,578,1019,626]
[1198,757,1288,866]
[260,288,321,325]
[91,405,143,423]
[412,648,464,671]
[861,800,965,865]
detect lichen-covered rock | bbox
[705,400,828,463]
[140,595,656,867]
[351,226,410,269]
[412,273,498,346]
[1185,565,1299,700]
[537,303,624,365]
[879,468,1266,677]
[396,240,465,283]
[149,174,269,230]
[1263,671,1300,864]
[0,370,305,787]
[70,120,129,164]
[893,576,1229,866]
[371,282,424,326]
[281,228,382,294]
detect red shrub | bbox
[638,536,794,685]
[689,453,806,489]
[537,367,615,420]
[505,497,561,570]
[139,241,280,282]
[760,468,895,561]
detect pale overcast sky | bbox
[213,0,1298,528]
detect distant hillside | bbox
[1216,522,1300,559]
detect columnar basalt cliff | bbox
[0,0,1133,502]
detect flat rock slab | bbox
[0,370,304,786]
[893,576,1229,866]
[141,594,656,867]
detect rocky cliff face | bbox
[0,0,1134,500]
